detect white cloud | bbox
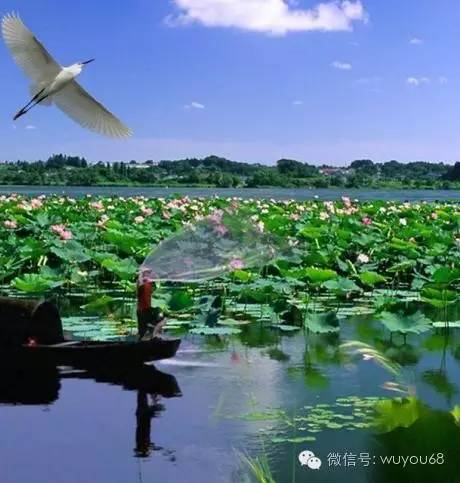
[438,76,448,85]
[292,100,303,106]
[331,61,352,70]
[25,125,37,130]
[184,101,205,109]
[409,37,423,45]
[406,76,430,86]
[167,0,367,35]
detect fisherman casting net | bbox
[139,209,288,283]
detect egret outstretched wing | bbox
[54,81,132,138]
[1,13,60,82]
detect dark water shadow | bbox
[0,361,182,459]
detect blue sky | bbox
[0,0,459,165]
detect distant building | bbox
[130,162,159,169]
[319,167,350,176]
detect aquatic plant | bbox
[377,311,432,335]
[238,452,276,483]
[0,195,458,293]
[1,194,459,338]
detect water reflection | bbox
[0,361,61,405]
[372,399,460,483]
[377,338,421,366]
[0,361,181,460]
[2,303,460,482]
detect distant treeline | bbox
[0,154,460,188]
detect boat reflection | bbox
[0,360,61,405]
[0,361,181,458]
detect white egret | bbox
[2,12,132,138]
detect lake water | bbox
[1,304,460,483]
[1,185,460,201]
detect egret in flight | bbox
[1,13,132,138]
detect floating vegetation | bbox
[189,326,242,336]
[62,315,137,341]
[239,396,388,446]
[239,410,287,422]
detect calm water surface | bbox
[1,308,459,483]
[1,185,460,201]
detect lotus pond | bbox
[1,194,460,482]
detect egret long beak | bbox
[82,58,95,65]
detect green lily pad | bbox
[304,312,340,333]
[378,311,432,334]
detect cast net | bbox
[139,209,287,283]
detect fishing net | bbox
[139,209,287,283]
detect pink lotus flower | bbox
[229,259,245,270]
[60,229,72,241]
[90,201,104,211]
[214,224,228,236]
[431,212,438,220]
[50,224,72,241]
[162,211,171,220]
[362,216,372,225]
[4,219,18,229]
[341,196,352,207]
[141,207,153,216]
[134,216,144,224]
[30,198,43,209]
[50,224,66,235]
[209,209,223,224]
[290,213,300,221]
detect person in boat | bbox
[136,277,166,340]
[0,285,163,345]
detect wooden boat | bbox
[1,337,181,367]
[0,296,180,366]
